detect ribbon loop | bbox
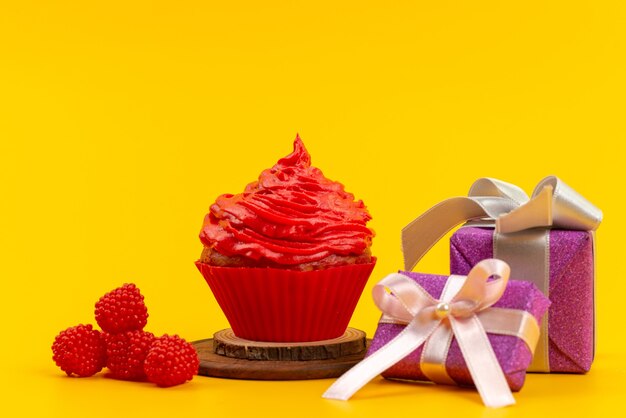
[323,259,532,408]
[372,274,437,321]
[535,176,602,231]
[453,258,510,310]
[469,177,529,205]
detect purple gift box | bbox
[450,227,595,373]
[368,271,550,391]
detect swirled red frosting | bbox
[199,135,374,267]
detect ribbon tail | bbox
[450,316,515,408]
[402,197,493,271]
[323,318,439,401]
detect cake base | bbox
[192,328,369,380]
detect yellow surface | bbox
[1,1,625,416]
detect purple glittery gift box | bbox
[368,272,550,391]
[450,227,594,373]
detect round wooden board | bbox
[212,328,367,361]
[192,330,371,380]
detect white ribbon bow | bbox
[323,259,539,408]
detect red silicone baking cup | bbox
[195,258,376,342]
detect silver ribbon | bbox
[401,176,602,372]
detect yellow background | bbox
[1,1,625,416]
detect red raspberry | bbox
[95,283,148,333]
[144,334,199,387]
[105,330,156,380]
[52,324,107,377]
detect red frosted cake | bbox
[196,135,376,342]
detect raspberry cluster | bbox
[51,283,199,388]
